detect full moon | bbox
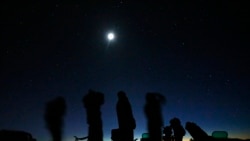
[107,32,115,41]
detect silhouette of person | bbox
[185,122,209,141]
[44,96,66,141]
[163,126,173,141]
[116,91,136,141]
[170,118,185,141]
[144,93,166,141]
[82,90,104,141]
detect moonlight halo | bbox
[107,32,115,41]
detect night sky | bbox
[1,1,250,141]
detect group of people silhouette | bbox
[1,90,249,141]
[43,90,187,141]
[44,90,171,141]
[43,90,207,141]
[42,90,226,141]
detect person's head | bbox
[83,89,104,107]
[146,93,166,104]
[163,126,172,135]
[117,91,126,99]
[170,117,181,126]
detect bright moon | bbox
[107,32,115,41]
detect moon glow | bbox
[107,32,115,41]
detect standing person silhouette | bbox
[116,91,136,141]
[144,93,166,141]
[82,90,104,141]
[44,96,66,141]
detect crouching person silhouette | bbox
[170,118,185,141]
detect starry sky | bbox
[1,1,250,141]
